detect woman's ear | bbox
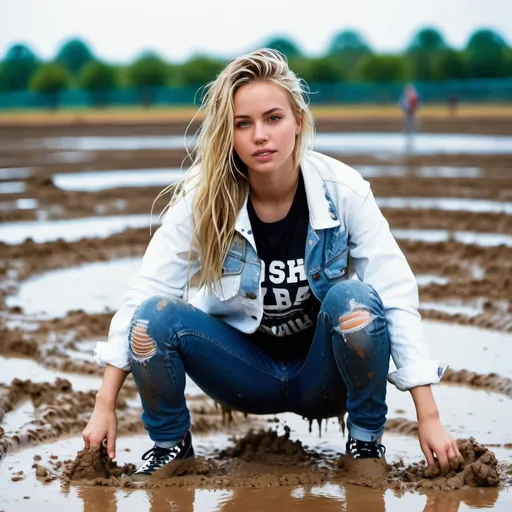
[295,114,302,136]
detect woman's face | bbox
[232,80,301,176]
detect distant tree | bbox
[56,38,95,76]
[506,48,512,77]
[79,61,118,107]
[0,43,40,91]
[356,54,406,82]
[291,57,344,83]
[327,30,372,80]
[406,27,448,80]
[263,37,303,60]
[433,49,467,80]
[178,56,225,86]
[29,63,70,109]
[465,29,509,78]
[328,30,371,55]
[127,53,168,107]
[408,28,447,52]
[287,57,309,79]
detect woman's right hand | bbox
[82,401,118,459]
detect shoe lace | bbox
[140,444,180,471]
[351,439,386,458]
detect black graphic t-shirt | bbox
[248,173,320,360]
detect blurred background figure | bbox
[447,93,459,116]
[400,83,421,136]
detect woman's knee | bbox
[321,281,384,336]
[129,296,189,360]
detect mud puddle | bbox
[416,275,450,287]
[420,300,483,317]
[4,213,511,247]
[358,165,483,178]
[1,258,455,317]
[0,181,26,194]
[377,197,512,214]
[0,354,204,398]
[314,132,512,155]
[393,229,512,247]
[31,133,512,155]
[424,322,512,378]
[1,422,511,511]
[0,214,152,244]
[3,257,502,328]
[0,198,38,212]
[53,168,184,192]
[2,399,34,434]
[0,167,31,180]
[51,166,485,193]
[5,257,142,317]
[0,355,102,391]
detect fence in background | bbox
[1,78,511,110]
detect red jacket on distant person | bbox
[400,85,421,115]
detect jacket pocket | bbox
[323,246,349,284]
[213,251,244,301]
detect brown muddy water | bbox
[1,118,511,511]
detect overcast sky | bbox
[2,0,512,63]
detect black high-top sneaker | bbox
[132,431,195,481]
[346,436,386,460]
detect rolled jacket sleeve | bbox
[347,187,448,391]
[94,191,198,371]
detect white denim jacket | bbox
[94,151,447,391]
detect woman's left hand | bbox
[417,416,462,475]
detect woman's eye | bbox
[236,121,249,128]
[268,115,281,122]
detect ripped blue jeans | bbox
[129,280,390,445]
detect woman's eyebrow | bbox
[234,107,284,119]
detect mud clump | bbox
[442,368,512,398]
[385,417,419,436]
[344,457,389,485]
[388,437,499,491]
[64,427,331,489]
[65,444,135,482]
[218,426,318,466]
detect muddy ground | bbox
[0,114,511,510]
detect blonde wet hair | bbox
[159,48,315,292]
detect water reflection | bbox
[35,133,512,155]
[54,168,184,192]
[71,480,502,511]
[0,214,151,244]
[0,181,26,194]
[377,197,512,214]
[52,166,484,193]
[76,485,118,512]
[146,487,196,512]
[422,486,500,511]
[0,198,38,211]
[0,167,31,179]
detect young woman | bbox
[82,49,461,480]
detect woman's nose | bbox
[253,123,268,143]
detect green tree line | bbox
[1,28,511,107]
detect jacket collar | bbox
[235,153,341,236]
[301,153,341,230]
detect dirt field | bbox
[0,111,511,510]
